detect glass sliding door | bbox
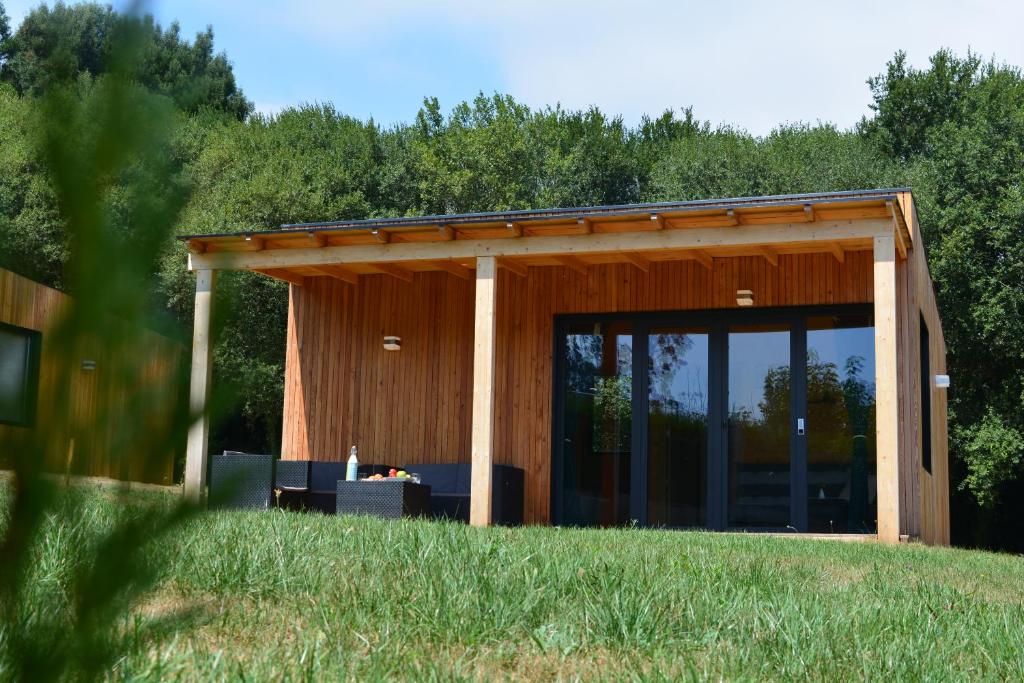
[557,321,633,526]
[647,327,710,527]
[727,323,792,528]
[553,306,875,534]
[805,315,876,533]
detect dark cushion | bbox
[406,464,465,494]
[310,462,345,493]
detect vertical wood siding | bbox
[0,268,183,484]
[282,251,881,525]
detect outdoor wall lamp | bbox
[935,374,950,389]
[383,336,402,351]
[736,289,754,307]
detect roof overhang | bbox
[181,188,915,284]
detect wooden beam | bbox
[619,252,650,272]
[650,214,665,230]
[189,218,891,271]
[874,232,901,544]
[886,200,909,259]
[365,263,413,283]
[184,269,215,503]
[505,222,523,238]
[688,250,714,271]
[497,257,528,278]
[308,232,328,248]
[254,268,305,286]
[370,228,390,244]
[470,256,497,527]
[756,245,779,267]
[311,265,358,285]
[438,224,455,241]
[431,260,471,280]
[187,239,206,254]
[826,241,846,264]
[554,255,588,275]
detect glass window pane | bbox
[728,323,791,528]
[806,315,876,533]
[648,328,709,527]
[0,328,32,424]
[560,322,632,526]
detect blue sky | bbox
[5,1,1024,133]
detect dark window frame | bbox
[0,321,42,428]
[919,314,932,474]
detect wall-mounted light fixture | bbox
[935,374,950,389]
[736,289,754,307]
[383,336,402,351]
[81,359,96,371]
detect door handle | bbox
[797,418,805,436]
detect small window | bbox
[919,314,932,473]
[0,323,41,427]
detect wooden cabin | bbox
[0,268,182,484]
[181,188,950,544]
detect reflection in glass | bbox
[560,322,632,526]
[806,315,876,533]
[647,328,709,527]
[728,324,791,528]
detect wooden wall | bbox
[0,268,182,485]
[282,251,877,524]
[897,192,950,544]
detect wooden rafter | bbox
[554,255,588,275]
[431,260,471,280]
[826,242,846,264]
[497,257,527,277]
[619,252,650,272]
[756,245,779,267]
[885,200,909,259]
[365,263,412,283]
[686,250,714,271]
[312,264,358,285]
[254,268,304,286]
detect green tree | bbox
[861,51,1024,508]
[0,2,251,119]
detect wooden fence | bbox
[0,268,184,485]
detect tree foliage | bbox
[0,2,251,119]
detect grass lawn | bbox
[7,486,1024,681]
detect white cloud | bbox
[251,0,1024,133]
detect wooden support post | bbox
[184,269,216,503]
[470,256,497,527]
[874,233,901,543]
